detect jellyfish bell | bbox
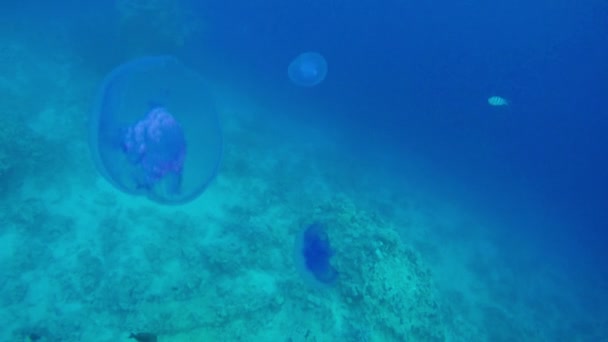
[488,95,509,107]
[298,61,320,79]
[90,56,223,205]
[294,222,338,287]
[288,52,328,87]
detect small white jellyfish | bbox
[488,96,509,106]
[288,52,327,87]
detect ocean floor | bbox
[1,26,606,342]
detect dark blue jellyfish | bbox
[288,52,327,87]
[90,56,223,204]
[294,222,338,286]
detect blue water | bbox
[199,0,608,275]
[1,0,606,340]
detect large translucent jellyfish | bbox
[288,52,328,87]
[90,56,223,204]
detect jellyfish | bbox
[488,95,509,106]
[294,222,338,286]
[288,52,328,87]
[90,56,223,204]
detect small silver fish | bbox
[488,96,509,106]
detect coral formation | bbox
[310,195,446,341]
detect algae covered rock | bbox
[315,194,446,341]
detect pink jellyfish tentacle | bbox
[122,107,187,190]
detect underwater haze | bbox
[1,0,607,341]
